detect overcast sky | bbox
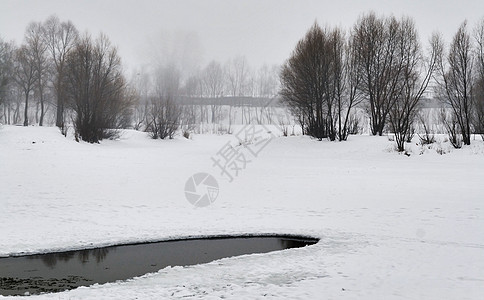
[1,0,483,73]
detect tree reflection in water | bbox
[78,248,109,264]
[27,248,111,268]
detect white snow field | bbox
[1,125,483,299]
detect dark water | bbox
[0,235,318,296]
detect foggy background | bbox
[2,0,484,72]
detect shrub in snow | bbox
[419,133,436,145]
[145,66,182,140]
[417,112,436,145]
[146,95,181,140]
[64,34,134,143]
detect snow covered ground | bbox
[1,125,483,299]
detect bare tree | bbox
[0,38,15,123]
[281,23,329,140]
[24,22,50,126]
[338,31,364,140]
[225,56,249,97]
[351,12,408,136]
[146,65,182,139]
[129,70,150,131]
[281,23,354,141]
[147,95,181,139]
[434,21,474,146]
[180,74,200,135]
[388,20,440,152]
[43,15,79,130]
[64,34,132,143]
[256,64,279,97]
[202,60,224,123]
[10,86,24,124]
[328,27,351,141]
[474,18,484,139]
[13,45,37,126]
[187,70,209,124]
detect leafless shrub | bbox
[146,95,181,139]
[417,112,436,145]
[146,65,182,140]
[440,108,463,148]
[182,129,190,139]
[64,34,133,143]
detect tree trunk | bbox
[39,96,45,126]
[23,93,29,126]
[56,93,64,128]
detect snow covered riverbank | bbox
[1,125,483,299]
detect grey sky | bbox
[1,0,483,72]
